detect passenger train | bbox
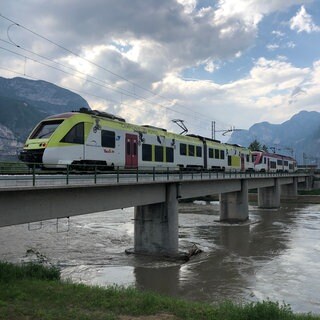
[19,108,297,172]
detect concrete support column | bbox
[219,180,248,222]
[281,178,298,199]
[134,183,179,256]
[305,176,313,190]
[258,179,280,208]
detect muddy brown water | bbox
[0,201,319,314]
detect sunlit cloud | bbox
[290,5,320,33]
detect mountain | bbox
[0,76,91,159]
[0,77,90,116]
[228,111,320,165]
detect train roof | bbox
[186,134,221,143]
[78,107,126,122]
[141,125,167,132]
[252,150,295,161]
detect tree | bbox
[248,139,261,151]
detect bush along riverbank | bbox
[0,262,319,320]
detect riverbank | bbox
[248,193,320,204]
[180,190,320,205]
[0,262,319,320]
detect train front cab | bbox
[19,116,67,166]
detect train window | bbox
[228,156,232,166]
[155,145,164,162]
[166,147,174,163]
[289,164,293,170]
[284,161,288,166]
[277,159,282,165]
[209,148,214,158]
[215,149,220,159]
[220,150,225,159]
[60,122,84,144]
[126,141,131,155]
[264,157,266,164]
[101,130,115,148]
[31,120,64,139]
[142,144,152,161]
[188,145,195,156]
[196,146,202,157]
[246,155,250,162]
[180,143,187,156]
[270,161,276,169]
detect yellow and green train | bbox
[19,108,257,171]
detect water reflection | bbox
[135,264,181,296]
[0,203,319,313]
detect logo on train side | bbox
[104,148,115,153]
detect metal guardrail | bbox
[0,161,310,188]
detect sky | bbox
[0,0,320,140]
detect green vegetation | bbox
[0,262,319,320]
[0,161,29,174]
[248,139,268,152]
[298,189,320,195]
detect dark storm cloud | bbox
[1,0,256,73]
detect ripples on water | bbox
[0,202,319,313]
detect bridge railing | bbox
[0,161,309,188]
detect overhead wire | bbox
[0,12,235,133]
[0,46,198,121]
[0,64,206,130]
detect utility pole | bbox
[212,121,243,139]
[211,121,216,140]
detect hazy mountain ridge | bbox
[0,77,90,115]
[0,77,91,159]
[228,111,320,165]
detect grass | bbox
[0,262,319,320]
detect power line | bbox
[0,65,210,132]
[0,41,213,130]
[0,12,233,129]
[0,45,221,134]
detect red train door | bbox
[241,155,245,172]
[125,134,138,168]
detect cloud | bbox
[3,0,310,81]
[204,60,220,73]
[150,57,315,135]
[290,5,320,33]
[0,0,318,139]
[267,44,280,51]
[272,30,285,37]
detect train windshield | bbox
[30,120,64,139]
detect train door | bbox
[125,134,138,168]
[203,142,208,169]
[241,154,245,171]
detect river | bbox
[0,201,319,314]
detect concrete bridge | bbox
[0,171,312,257]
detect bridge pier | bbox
[134,183,179,256]
[258,179,280,208]
[281,178,298,199]
[219,180,248,222]
[303,176,313,190]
